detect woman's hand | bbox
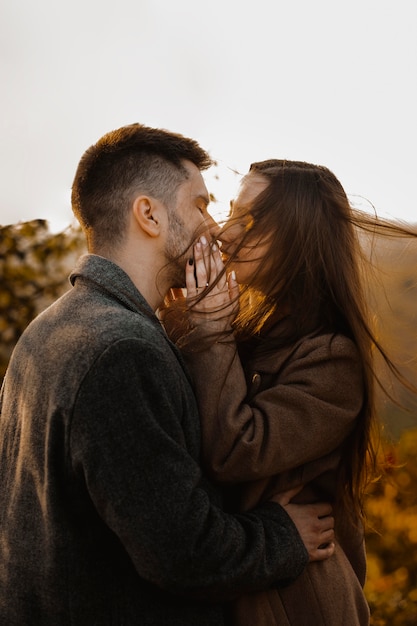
[186,235,239,330]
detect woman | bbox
[164,159,414,625]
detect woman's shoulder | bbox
[301,330,357,353]
[290,331,360,367]
[251,330,360,373]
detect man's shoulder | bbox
[19,286,170,379]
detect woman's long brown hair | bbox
[221,159,417,525]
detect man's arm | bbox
[70,338,319,601]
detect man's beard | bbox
[164,210,193,289]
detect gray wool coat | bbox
[0,254,308,626]
[181,324,371,626]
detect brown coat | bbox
[182,328,370,625]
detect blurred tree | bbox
[365,428,417,625]
[0,220,86,383]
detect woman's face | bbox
[220,173,270,286]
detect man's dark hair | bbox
[71,123,213,250]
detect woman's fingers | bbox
[186,235,238,322]
[185,236,209,297]
[193,236,211,290]
[211,241,227,290]
[185,256,197,294]
[188,235,225,294]
[227,269,239,302]
[183,235,239,330]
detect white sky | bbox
[1,0,416,232]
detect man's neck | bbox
[121,260,166,311]
[89,246,160,312]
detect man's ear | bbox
[132,196,163,238]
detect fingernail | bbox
[212,242,217,251]
[231,270,236,281]
[200,235,207,245]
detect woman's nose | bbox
[217,221,236,246]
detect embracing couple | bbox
[2,123,415,625]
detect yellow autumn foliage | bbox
[365,428,417,625]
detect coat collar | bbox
[70,253,157,321]
[69,254,193,378]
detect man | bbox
[0,123,334,624]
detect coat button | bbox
[251,372,261,385]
